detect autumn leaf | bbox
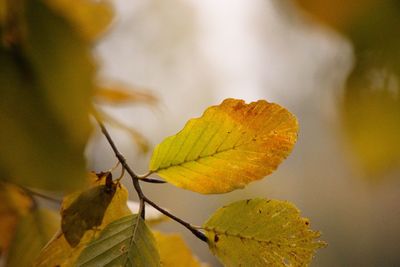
[203,198,326,267]
[34,173,131,267]
[61,172,117,247]
[6,209,59,267]
[76,214,161,267]
[149,98,298,194]
[153,231,208,267]
[0,182,32,254]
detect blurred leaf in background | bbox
[298,0,400,175]
[6,209,59,267]
[0,182,32,255]
[0,0,113,191]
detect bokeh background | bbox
[88,1,400,266]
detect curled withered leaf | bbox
[61,172,117,247]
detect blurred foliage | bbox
[0,0,112,191]
[298,0,400,175]
[0,182,32,254]
[6,209,59,267]
[153,231,208,267]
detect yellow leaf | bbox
[149,98,298,194]
[204,198,326,267]
[0,182,32,254]
[7,209,59,267]
[34,172,131,267]
[43,0,113,41]
[154,231,208,267]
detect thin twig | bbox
[139,177,166,184]
[96,117,146,219]
[95,116,208,243]
[144,196,208,242]
[22,187,62,204]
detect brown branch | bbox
[95,117,207,243]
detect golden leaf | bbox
[154,231,208,267]
[149,98,298,194]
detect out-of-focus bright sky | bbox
[88,1,400,266]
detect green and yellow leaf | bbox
[154,231,208,267]
[203,198,326,267]
[7,209,59,267]
[34,173,131,267]
[0,182,32,254]
[149,98,298,194]
[76,214,161,267]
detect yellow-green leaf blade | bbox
[149,98,298,194]
[76,214,161,267]
[203,198,326,267]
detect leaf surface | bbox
[153,231,207,267]
[77,214,161,267]
[149,98,298,194]
[6,209,59,267]
[203,198,326,267]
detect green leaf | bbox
[203,198,326,267]
[149,99,298,194]
[77,214,161,267]
[6,209,59,267]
